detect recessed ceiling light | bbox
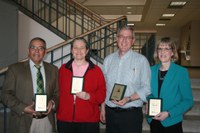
[162,14,175,17]
[127,12,132,15]
[126,7,132,9]
[127,23,134,26]
[169,1,187,8]
[156,23,166,26]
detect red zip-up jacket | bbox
[57,59,106,122]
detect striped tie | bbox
[35,65,44,94]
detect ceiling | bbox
[75,0,200,31]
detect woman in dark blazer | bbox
[147,37,194,133]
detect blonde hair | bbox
[154,37,179,63]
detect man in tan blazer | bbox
[1,37,59,133]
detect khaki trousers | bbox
[30,117,53,133]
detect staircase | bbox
[0,0,156,133]
[9,0,108,40]
[7,0,155,66]
[183,78,200,133]
[143,79,200,133]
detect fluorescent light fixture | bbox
[127,23,135,26]
[156,23,166,26]
[170,1,187,6]
[169,1,187,8]
[162,14,175,17]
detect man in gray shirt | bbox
[100,25,151,133]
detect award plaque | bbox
[148,98,162,117]
[109,83,127,101]
[35,94,48,112]
[71,76,84,94]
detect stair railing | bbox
[0,15,127,75]
[0,14,158,133]
[10,0,109,40]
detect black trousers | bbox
[57,120,99,133]
[105,106,143,133]
[150,119,183,133]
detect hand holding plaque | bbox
[148,98,162,117]
[71,76,84,94]
[35,94,48,112]
[109,83,127,101]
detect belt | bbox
[33,114,47,119]
[106,105,142,112]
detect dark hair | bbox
[117,25,135,38]
[154,37,179,62]
[29,37,46,49]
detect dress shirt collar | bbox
[29,59,44,69]
[117,49,132,59]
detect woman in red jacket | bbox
[57,37,106,133]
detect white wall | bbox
[18,11,64,61]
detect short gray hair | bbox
[117,25,135,38]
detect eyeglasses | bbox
[30,45,46,51]
[157,48,172,52]
[118,35,133,41]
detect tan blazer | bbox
[1,60,59,133]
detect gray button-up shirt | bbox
[103,50,151,108]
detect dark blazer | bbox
[147,62,193,127]
[1,60,59,133]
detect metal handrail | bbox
[0,2,156,133]
[10,0,109,39]
[0,16,157,74]
[0,15,127,75]
[67,0,109,24]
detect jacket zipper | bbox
[72,97,76,121]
